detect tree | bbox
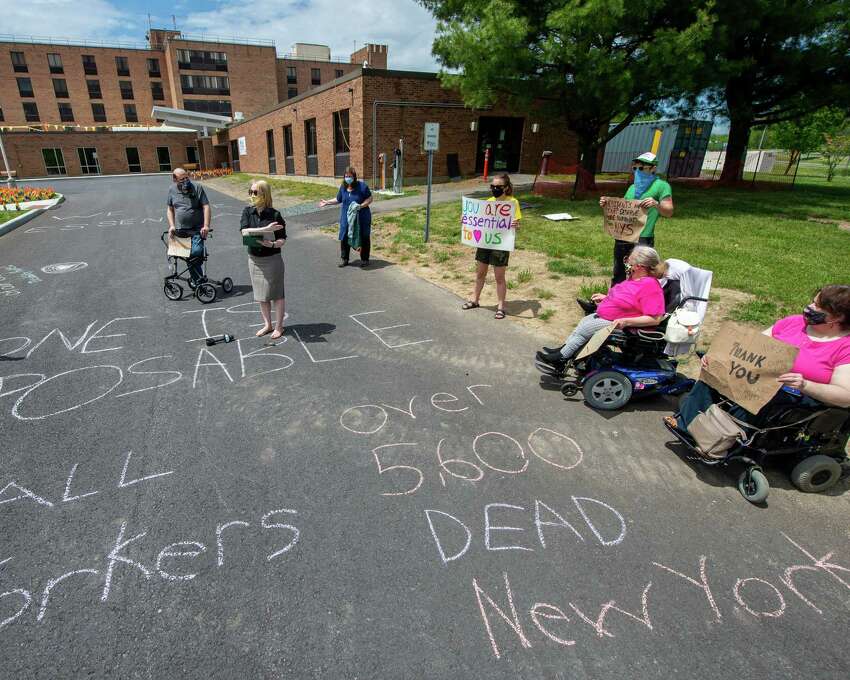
[822,130,850,181]
[418,0,712,188]
[771,108,849,175]
[699,1,850,184]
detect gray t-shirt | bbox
[167,182,209,235]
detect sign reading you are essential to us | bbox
[460,196,516,252]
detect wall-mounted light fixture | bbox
[470,120,478,132]
[531,123,540,133]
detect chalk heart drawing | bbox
[41,262,88,275]
[473,229,482,243]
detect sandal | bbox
[494,309,506,319]
[255,326,273,337]
[462,301,480,310]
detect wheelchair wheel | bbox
[196,282,217,304]
[790,455,842,493]
[164,281,183,301]
[560,383,579,397]
[583,371,633,410]
[221,277,234,294]
[737,468,769,504]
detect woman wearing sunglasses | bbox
[600,152,674,285]
[462,173,521,319]
[239,180,287,339]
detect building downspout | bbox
[371,100,486,187]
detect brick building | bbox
[218,68,578,184]
[0,30,388,127]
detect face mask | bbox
[633,169,655,198]
[491,186,505,198]
[803,305,828,325]
[344,177,354,185]
[176,179,190,193]
[624,262,634,277]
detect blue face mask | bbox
[633,169,655,198]
[344,177,354,185]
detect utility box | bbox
[602,119,713,178]
[291,43,331,60]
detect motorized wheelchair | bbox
[535,284,708,411]
[664,397,850,503]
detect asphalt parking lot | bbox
[1,175,848,679]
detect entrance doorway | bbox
[475,117,525,174]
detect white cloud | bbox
[180,0,441,71]
[3,0,139,45]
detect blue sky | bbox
[5,0,441,70]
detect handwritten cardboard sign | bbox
[602,197,647,243]
[460,197,516,252]
[576,324,616,360]
[699,321,799,414]
[167,235,192,258]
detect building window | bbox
[82,54,97,75]
[17,77,34,98]
[53,78,69,98]
[183,99,232,116]
[311,68,321,85]
[42,148,67,175]
[87,79,102,99]
[286,66,297,84]
[283,125,293,157]
[334,109,350,154]
[91,103,106,122]
[266,129,276,174]
[180,74,230,95]
[126,147,142,173]
[115,56,130,76]
[0,106,4,122]
[157,146,172,172]
[186,146,199,164]
[305,118,317,155]
[335,69,344,79]
[287,87,298,99]
[147,58,161,77]
[77,147,100,174]
[176,49,227,71]
[47,53,64,74]
[151,82,164,101]
[23,102,39,122]
[123,104,138,122]
[11,51,27,73]
[58,103,74,122]
[119,81,134,100]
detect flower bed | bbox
[189,168,233,180]
[0,186,57,210]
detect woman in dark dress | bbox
[240,180,287,339]
[319,166,373,267]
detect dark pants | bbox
[678,380,819,430]
[612,236,655,285]
[188,234,205,283]
[340,232,371,263]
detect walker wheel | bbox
[164,281,183,301]
[196,282,217,304]
[221,277,234,294]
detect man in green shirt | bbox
[600,151,674,284]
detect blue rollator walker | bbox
[160,231,233,304]
[535,286,708,410]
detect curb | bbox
[0,194,65,238]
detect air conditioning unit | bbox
[234,111,244,121]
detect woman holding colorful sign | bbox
[461,173,521,319]
[600,152,674,285]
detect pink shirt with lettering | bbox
[596,276,665,321]
[771,314,850,384]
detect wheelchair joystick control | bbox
[205,333,234,346]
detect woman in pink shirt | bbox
[671,284,850,431]
[536,246,667,373]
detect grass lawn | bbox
[377,175,850,327]
[0,210,28,225]
[220,172,336,202]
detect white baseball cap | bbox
[633,152,658,165]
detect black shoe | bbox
[338,260,349,268]
[536,348,567,370]
[358,261,369,268]
[576,298,597,315]
[542,345,563,354]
